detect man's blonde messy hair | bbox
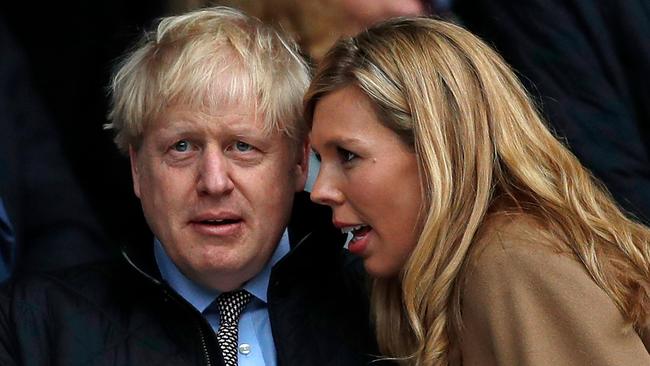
[106,6,310,153]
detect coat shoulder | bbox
[459,214,650,365]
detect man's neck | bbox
[153,230,291,312]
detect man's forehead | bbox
[164,107,257,122]
[155,107,256,128]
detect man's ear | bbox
[294,138,310,192]
[129,145,142,199]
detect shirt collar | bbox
[154,230,291,313]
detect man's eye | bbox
[172,140,191,152]
[234,141,253,152]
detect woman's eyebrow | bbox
[322,136,364,149]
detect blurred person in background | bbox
[453,0,650,224]
[0,1,165,253]
[172,0,431,61]
[0,18,112,282]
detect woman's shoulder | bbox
[458,213,650,364]
[460,211,610,323]
[466,212,570,274]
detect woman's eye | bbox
[172,140,191,152]
[338,148,357,163]
[234,141,254,152]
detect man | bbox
[0,7,379,366]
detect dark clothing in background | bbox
[454,0,650,223]
[0,193,383,366]
[0,2,165,249]
[0,19,114,277]
[0,200,13,281]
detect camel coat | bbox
[456,215,650,365]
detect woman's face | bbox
[310,86,422,278]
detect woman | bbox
[304,17,650,365]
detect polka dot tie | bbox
[216,290,252,366]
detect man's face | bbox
[130,102,308,291]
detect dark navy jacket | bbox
[0,193,384,366]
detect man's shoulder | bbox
[0,259,209,365]
[0,259,143,318]
[4,260,121,290]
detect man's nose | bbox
[197,149,235,196]
[309,167,344,207]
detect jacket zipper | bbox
[198,323,212,366]
[123,250,214,366]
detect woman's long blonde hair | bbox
[304,17,650,365]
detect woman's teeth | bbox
[341,225,371,241]
[341,224,366,234]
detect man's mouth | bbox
[197,218,241,226]
[190,213,244,236]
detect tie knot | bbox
[216,290,252,325]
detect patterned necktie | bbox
[216,290,252,366]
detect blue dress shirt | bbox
[0,198,15,282]
[154,231,290,366]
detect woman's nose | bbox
[309,168,344,207]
